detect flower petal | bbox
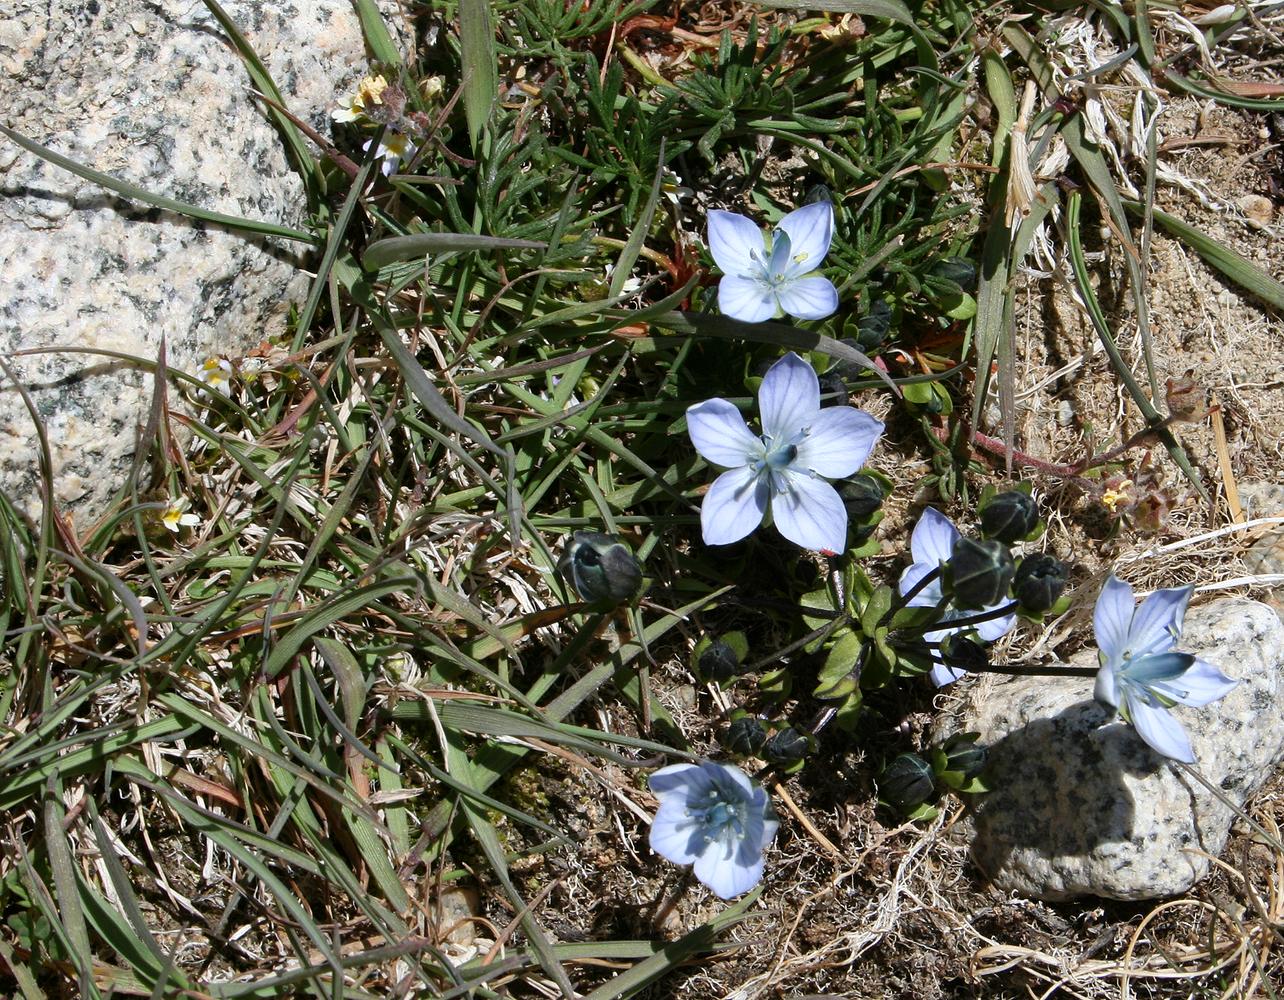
[766,229,794,278]
[1127,585,1192,657]
[774,275,839,321]
[718,275,778,324]
[930,663,967,687]
[793,406,884,478]
[910,508,959,566]
[1152,657,1237,707]
[1123,687,1195,762]
[1093,660,1120,709]
[1122,652,1196,686]
[649,808,703,865]
[701,466,768,546]
[771,474,848,554]
[758,352,819,443]
[708,210,766,276]
[1093,575,1135,664]
[648,763,705,797]
[899,561,945,606]
[693,840,764,899]
[775,201,833,277]
[686,399,760,468]
[975,608,1018,643]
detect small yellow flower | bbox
[196,357,233,392]
[1101,480,1134,513]
[161,497,201,533]
[333,73,389,123]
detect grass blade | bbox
[459,0,497,151]
[0,124,314,244]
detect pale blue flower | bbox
[707,202,839,323]
[648,761,778,899]
[1092,575,1237,762]
[685,352,883,553]
[898,508,1017,687]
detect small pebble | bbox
[1237,194,1274,230]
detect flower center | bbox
[690,788,747,844]
[749,248,789,288]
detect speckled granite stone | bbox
[0,0,399,524]
[950,599,1284,901]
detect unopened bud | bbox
[762,727,809,765]
[557,531,643,607]
[695,636,744,684]
[879,753,936,812]
[838,473,885,518]
[947,537,1014,610]
[1165,376,1209,423]
[1013,553,1067,612]
[723,715,768,756]
[979,490,1039,543]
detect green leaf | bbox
[459,0,498,151]
[653,310,900,396]
[363,233,547,272]
[0,124,314,244]
[859,585,893,636]
[1132,201,1284,310]
[353,0,403,68]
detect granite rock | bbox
[0,0,394,524]
[949,599,1284,901]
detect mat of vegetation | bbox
[3,0,1284,997]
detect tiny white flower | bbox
[1092,575,1237,763]
[333,73,388,123]
[898,508,1018,687]
[363,132,417,177]
[603,262,642,295]
[707,202,840,323]
[196,357,233,393]
[161,497,201,533]
[685,352,883,553]
[649,761,778,899]
[661,168,692,206]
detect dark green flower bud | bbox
[1013,553,1068,613]
[856,300,892,351]
[948,537,1014,611]
[838,474,885,519]
[697,640,741,684]
[762,727,809,765]
[938,633,989,673]
[979,491,1039,543]
[817,371,849,407]
[934,733,988,781]
[723,715,768,756]
[557,531,643,607]
[879,753,936,813]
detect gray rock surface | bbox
[948,598,1284,901]
[0,0,391,524]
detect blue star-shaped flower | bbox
[685,353,883,553]
[1092,575,1237,762]
[707,202,839,323]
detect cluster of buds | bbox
[948,490,1068,616]
[879,733,989,819]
